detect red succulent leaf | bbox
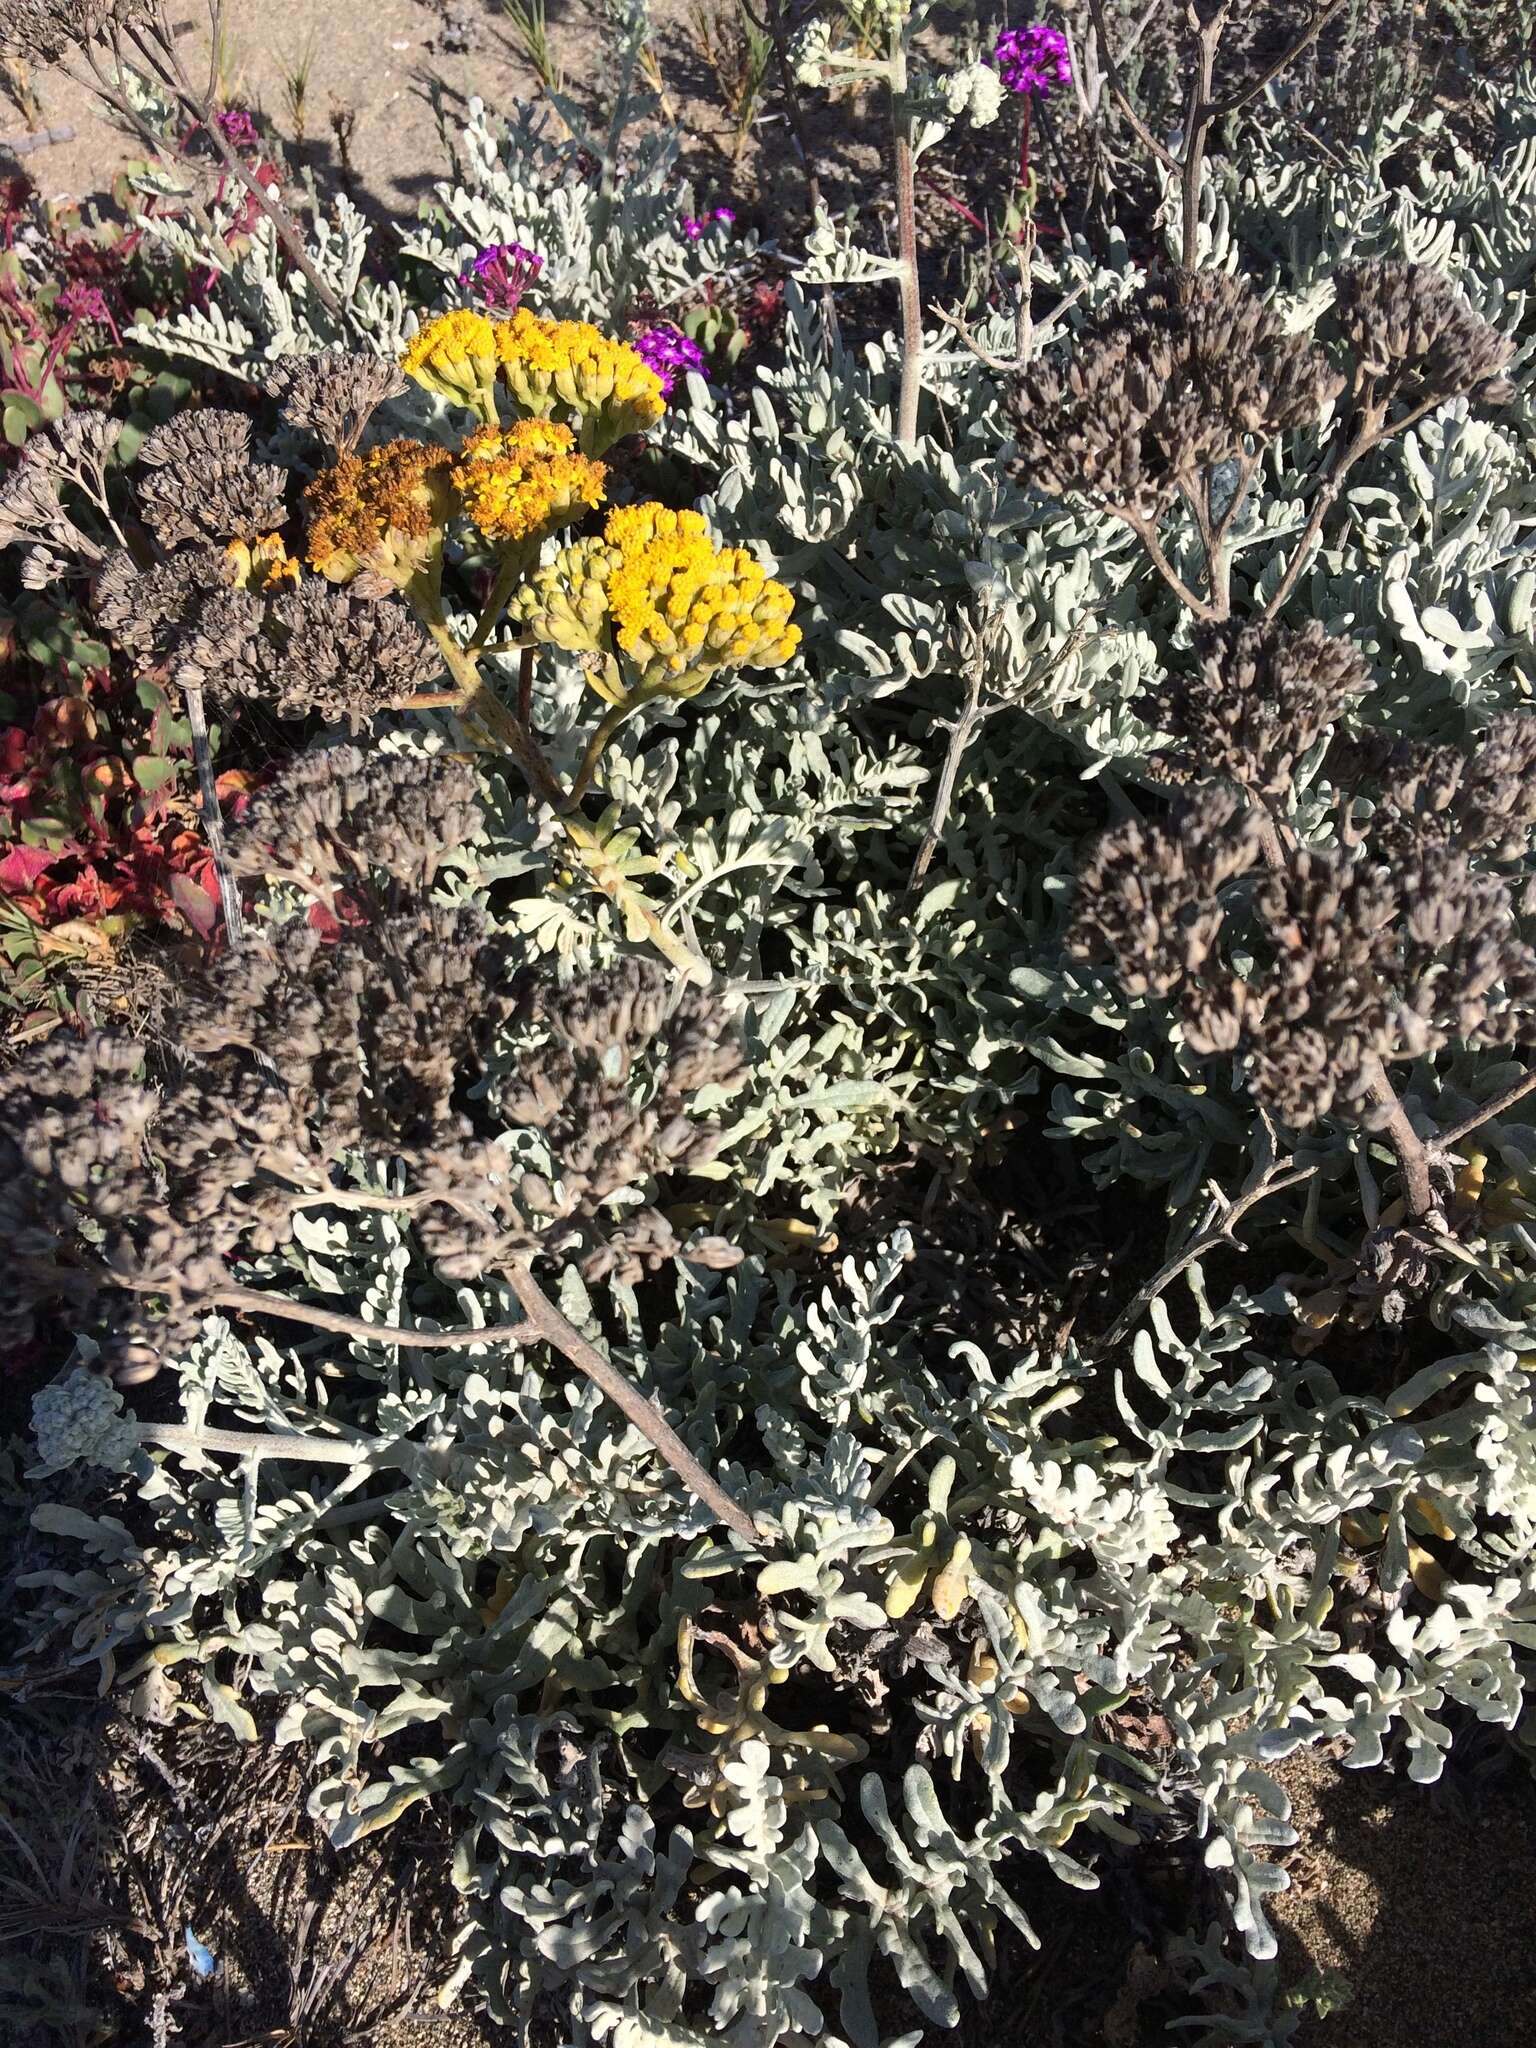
[170,866,221,940]
[49,863,127,920]
[0,840,71,892]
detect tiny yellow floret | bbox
[517,498,801,703]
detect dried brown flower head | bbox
[0,0,149,60]
[1245,849,1401,1124]
[94,545,240,665]
[1364,714,1536,866]
[1011,269,1344,515]
[230,743,481,888]
[1067,786,1262,999]
[1246,842,1536,1125]
[217,582,444,728]
[1335,260,1516,409]
[1149,619,1372,798]
[1,843,746,1377]
[0,423,117,586]
[137,409,291,548]
[262,351,409,457]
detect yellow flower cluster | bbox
[401,309,499,421]
[492,310,664,453]
[400,308,665,456]
[449,420,607,547]
[305,439,455,592]
[518,502,800,702]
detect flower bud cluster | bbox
[402,307,665,454]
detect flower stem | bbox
[1361,1052,1437,1223]
[419,617,711,986]
[889,25,923,446]
[181,680,244,953]
[568,699,637,808]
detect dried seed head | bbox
[171,585,266,693]
[0,433,109,576]
[230,744,481,887]
[1067,787,1262,999]
[137,409,290,548]
[95,545,239,664]
[1367,715,1536,866]
[1335,260,1516,407]
[0,838,745,1369]
[208,582,443,729]
[1244,842,1536,1126]
[1150,619,1372,798]
[0,0,150,60]
[1011,269,1344,515]
[261,351,409,456]
[1246,849,1400,1124]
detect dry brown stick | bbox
[1434,1070,1536,1153]
[1212,0,1349,120]
[1177,2,1226,270]
[1086,0,1179,172]
[1097,1158,1316,1353]
[1097,1062,1535,1353]
[1119,506,1221,620]
[173,1273,763,1544]
[1361,1051,1436,1222]
[1260,415,1378,620]
[1090,0,1348,270]
[910,636,987,888]
[123,6,343,321]
[1262,389,1446,621]
[892,107,923,444]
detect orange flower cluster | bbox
[305,439,454,591]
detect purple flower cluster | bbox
[631,322,708,396]
[57,282,118,340]
[681,206,736,242]
[462,241,543,313]
[994,22,1072,96]
[213,108,262,151]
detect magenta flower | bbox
[57,281,121,344]
[462,241,543,313]
[214,108,261,151]
[632,322,708,396]
[994,23,1072,96]
[681,207,736,242]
